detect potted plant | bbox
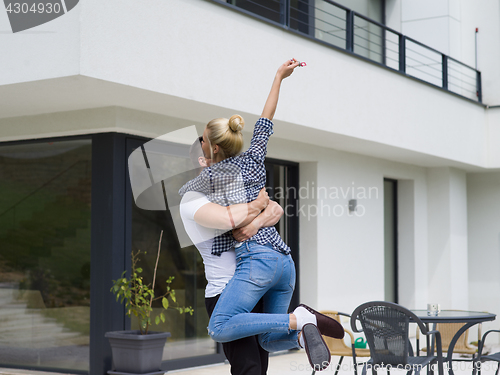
[106,231,193,375]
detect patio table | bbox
[411,310,496,375]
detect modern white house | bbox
[0,0,499,374]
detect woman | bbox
[181,141,282,375]
[179,59,343,371]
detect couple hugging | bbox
[179,59,344,374]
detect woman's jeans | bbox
[207,241,300,352]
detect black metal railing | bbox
[219,0,482,103]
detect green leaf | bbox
[162,297,169,310]
[155,316,160,325]
[160,312,165,323]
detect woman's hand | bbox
[232,221,259,242]
[261,59,301,120]
[276,58,300,81]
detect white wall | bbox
[0,106,205,142]
[487,108,500,168]
[400,0,461,58]
[467,171,500,340]
[427,167,469,310]
[398,180,420,309]
[0,1,80,85]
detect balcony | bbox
[212,0,482,103]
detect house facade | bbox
[0,0,499,374]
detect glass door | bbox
[265,158,300,309]
[384,178,398,303]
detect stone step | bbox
[0,303,27,314]
[0,312,48,326]
[0,318,64,334]
[0,287,87,349]
[0,330,82,347]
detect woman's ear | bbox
[213,144,219,154]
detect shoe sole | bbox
[302,323,331,371]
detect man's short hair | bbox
[189,136,204,168]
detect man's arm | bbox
[193,188,269,230]
[232,201,284,242]
[261,59,299,121]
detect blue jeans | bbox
[207,241,299,352]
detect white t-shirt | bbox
[179,191,236,298]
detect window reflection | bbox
[129,145,216,361]
[0,139,91,371]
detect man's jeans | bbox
[207,241,300,352]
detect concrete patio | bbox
[1,346,499,375]
[170,348,500,375]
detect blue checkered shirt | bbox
[179,118,290,256]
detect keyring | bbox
[291,59,307,67]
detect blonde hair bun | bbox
[228,115,245,132]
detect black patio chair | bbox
[473,329,500,375]
[351,301,444,375]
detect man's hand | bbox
[232,201,284,242]
[254,187,269,211]
[232,221,259,242]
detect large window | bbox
[229,0,312,34]
[314,0,385,60]
[0,139,91,372]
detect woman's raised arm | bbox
[261,59,300,121]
